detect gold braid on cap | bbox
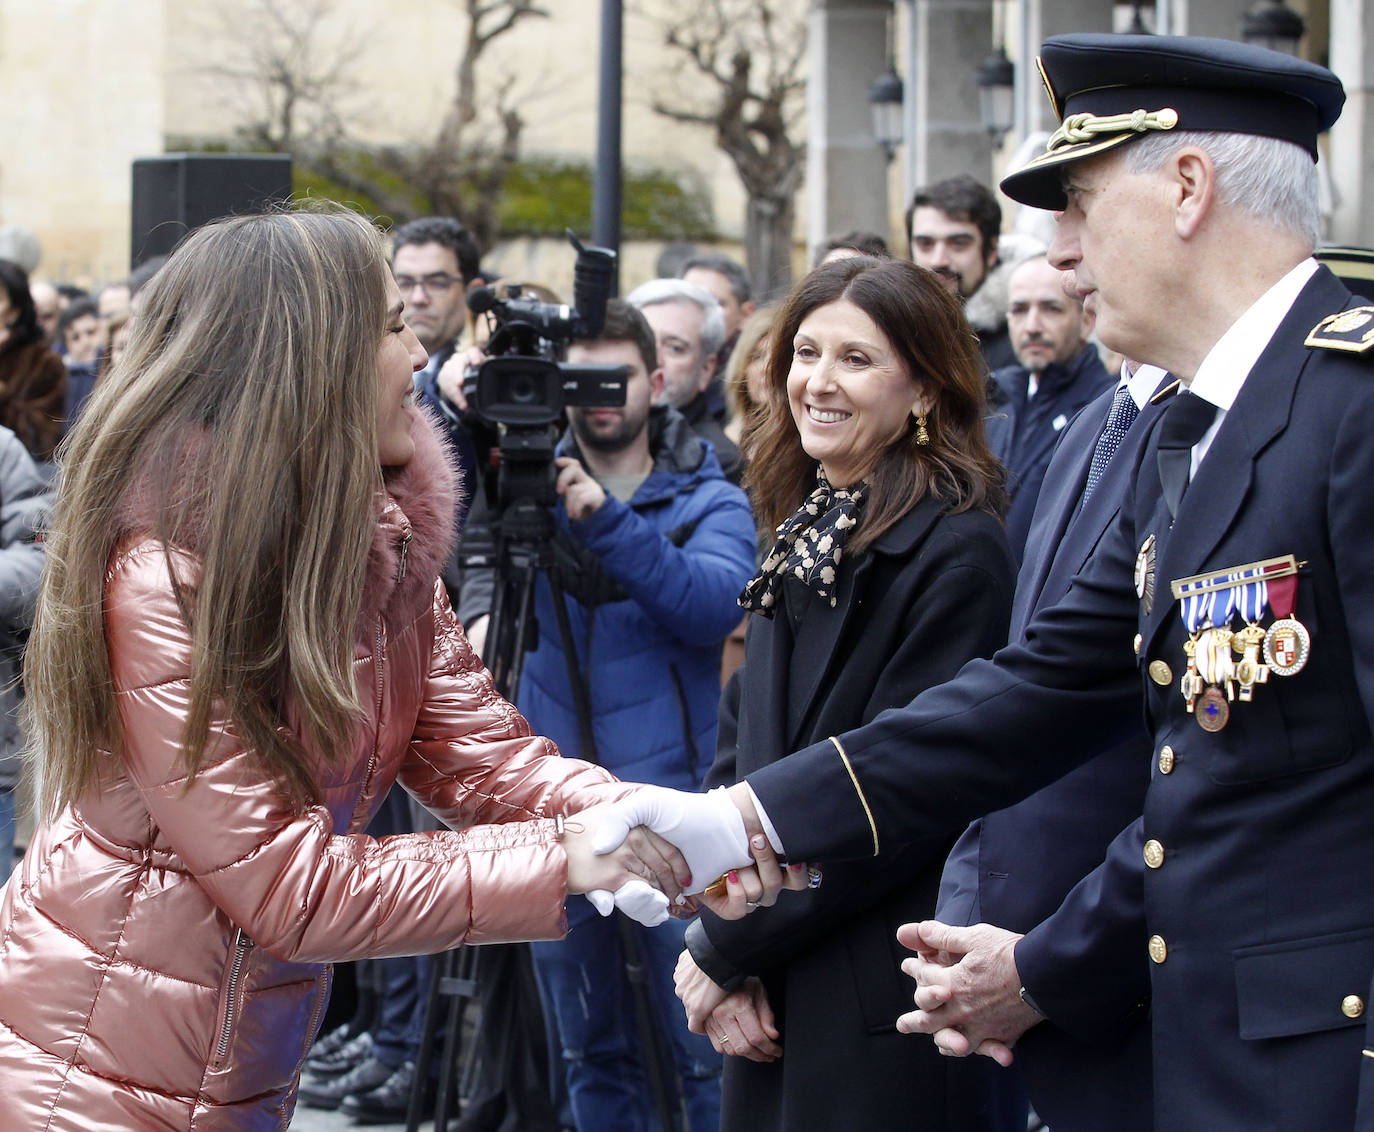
[1047,107,1179,152]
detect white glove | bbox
[589,785,752,896]
[586,881,671,927]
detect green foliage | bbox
[291,153,431,226]
[497,157,718,241]
[164,141,717,242]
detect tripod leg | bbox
[409,948,451,1132]
[617,915,686,1132]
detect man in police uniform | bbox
[594,33,1374,1128]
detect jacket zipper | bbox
[667,664,702,785]
[211,930,255,1068]
[345,620,387,833]
[296,966,331,1094]
[344,520,404,830]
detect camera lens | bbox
[506,374,538,404]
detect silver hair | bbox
[625,277,727,363]
[1122,130,1320,249]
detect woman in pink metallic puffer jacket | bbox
[0,209,689,1130]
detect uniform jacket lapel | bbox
[1141,269,1351,653]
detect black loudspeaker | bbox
[130,154,293,267]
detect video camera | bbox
[462,232,624,510]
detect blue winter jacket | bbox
[517,407,756,790]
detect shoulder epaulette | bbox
[1305,306,1374,353]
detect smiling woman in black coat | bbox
[676,256,1020,1131]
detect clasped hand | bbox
[895,920,1042,1067]
[676,949,781,1063]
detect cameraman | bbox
[522,299,755,1132]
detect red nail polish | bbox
[727,870,740,883]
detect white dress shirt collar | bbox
[1122,362,1168,411]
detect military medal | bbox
[1264,619,1311,675]
[1170,556,1304,723]
[1177,589,1207,713]
[1135,535,1157,615]
[1232,574,1270,701]
[1195,587,1237,700]
[1196,686,1230,732]
[1262,573,1311,676]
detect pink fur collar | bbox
[116,408,463,633]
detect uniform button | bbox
[1158,745,1175,774]
[1133,633,1143,656]
[1143,839,1165,868]
[1148,935,1168,964]
[1344,995,1366,1019]
[1148,660,1173,686]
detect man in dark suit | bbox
[591,33,1374,1129]
[936,358,1168,1132]
[985,254,1114,561]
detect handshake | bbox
[565,784,812,927]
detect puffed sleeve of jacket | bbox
[689,515,1015,985]
[107,547,623,963]
[399,579,634,826]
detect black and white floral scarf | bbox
[738,467,868,616]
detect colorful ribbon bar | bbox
[1170,555,1299,601]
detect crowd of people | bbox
[1,28,1372,1132]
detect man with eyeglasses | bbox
[392,217,481,386]
[391,217,484,520]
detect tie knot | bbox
[1109,384,1141,428]
[1160,391,1217,451]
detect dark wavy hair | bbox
[746,257,1004,554]
[0,258,43,349]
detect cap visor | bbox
[1000,133,1139,210]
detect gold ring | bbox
[720,1034,730,1044]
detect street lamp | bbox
[977,47,1015,144]
[1242,0,1306,56]
[868,66,905,163]
[1122,1,1150,34]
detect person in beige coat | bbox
[0,209,706,1130]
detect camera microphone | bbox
[467,287,499,315]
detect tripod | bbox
[409,493,685,1132]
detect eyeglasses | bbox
[394,273,461,297]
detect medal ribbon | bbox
[1179,581,1210,635]
[1268,574,1297,619]
[1214,580,1237,630]
[1236,572,1269,625]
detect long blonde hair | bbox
[25,207,390,819]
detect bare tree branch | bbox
[197,0,548,250]
[642,0,807,294]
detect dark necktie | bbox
[1081,384,1141,504]
[1157,391,1218,518]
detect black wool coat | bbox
[686,495,1017,1132]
